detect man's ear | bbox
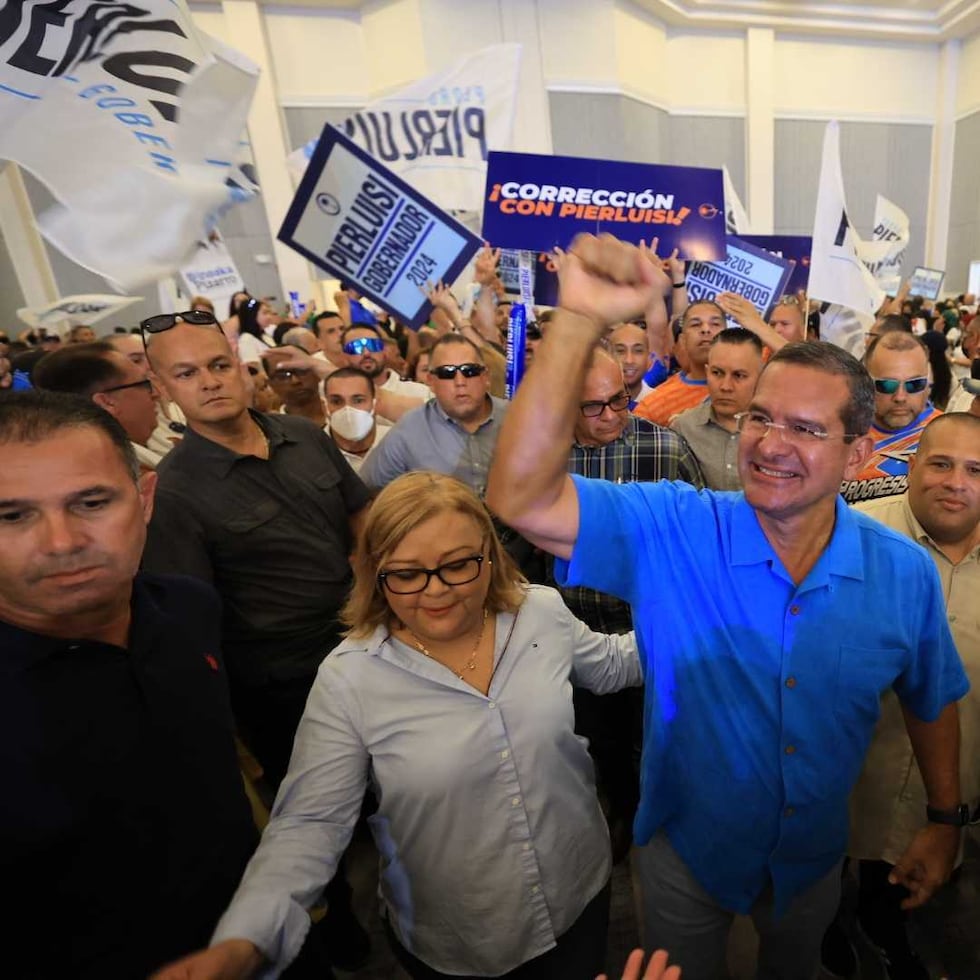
[91,391,113,413]
[842,434,875,481]
[137,470,157,526]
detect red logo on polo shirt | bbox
[204,653,219,672]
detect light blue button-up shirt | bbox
[555,477,968,915]
[211,586,641,976]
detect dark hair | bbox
[765,341,875,438]
[710,326,764,354]
[681,299,726,328]
[341,323,383,344]
[228,291,251,318]
[272,320,298,346]
[0,390,139,481]
[430,333,484,362]
[10,347,48,381]
[313,310,343,332]
[238,298,267,340]
[32,342,123,396]
[325,366,376,395]
[864,329,929,368]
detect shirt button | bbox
[530,885,539,894]
[790,605,801,616]
[523,843,531,851]
[488,702,496,709]
[785,677,796,688]
[512,796,520,806]
[784,806,795,817]
[785,745,796,755]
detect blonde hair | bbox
[341,472,527,637]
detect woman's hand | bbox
[149,939,264,980]
[596,948,681,980]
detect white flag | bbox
[0,1,259,292]
[288,45,521,214]
[859,194,909,295]
[722,165,750,235]
[17,294,141,332]
[808,121,884,349]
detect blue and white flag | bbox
[0,1,259,292]
[288,45,521,215]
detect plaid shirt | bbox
[555,416,704,633]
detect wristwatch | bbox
[925,803,971,826]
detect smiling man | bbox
[0,391,256,980]
[487,234,968,980]
[842,331,943,504]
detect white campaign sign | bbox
[179,232,246,317]
[288,45,521,214]
[0,1,258,292]
[279,127,481,329]
[858,194,910,295]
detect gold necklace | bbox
[407,607,488,679]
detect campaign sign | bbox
[687,236,794,320]
[909,266,945,301]
[279,125,482,329]
[482,151,726,259]
[500,249,561,307]
[741,235,811,296]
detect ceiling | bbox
[214,0,980,42]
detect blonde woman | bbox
[154,472,642,980]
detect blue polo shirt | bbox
[554,476,968,914]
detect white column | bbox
[0,163,59,306]
[925,39,959,270]
[745,28,775,234]
[220,0,313,304]
[497,0,553,155]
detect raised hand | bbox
[148,940,264,980]
[474,243,502,287]
[558,234,664,328]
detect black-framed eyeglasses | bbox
[99,378,154,396]
[579,392,630,417]
[139,310,223,350]
[734,411,861,444]
[871,376,930,395]
[378,554,485,595]
[343,337,384,355]
[429,363,486,380]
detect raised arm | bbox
[716,292,788,352]
[486,235,661,559]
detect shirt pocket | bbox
[221,497,281,534]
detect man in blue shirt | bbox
[487,234,969,980]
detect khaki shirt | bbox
[849,493,979,862]
[670,401,741,491]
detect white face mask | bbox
[329,403,375,441]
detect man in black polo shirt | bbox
[141,313,372,966]
[0,391,257,979]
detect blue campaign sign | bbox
[279,125,482,329]
[482,151,726,260]
[741,235,812,295]
[687,236,794,320]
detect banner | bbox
[278,125,481,330]
[861,194,909,295]
[17,294,141,332]
[807,121,884,345]
[178,230,246,317]
[0,1,259,292]
[723,165,750,235]
[686,236,794,321]
[288,45,521,215]
[742,235,812,296]
[482,151,726,259]
[909,266,945,300]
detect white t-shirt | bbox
[238,332,271,364]
[325,420,392,473]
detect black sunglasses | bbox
[139,309,222,339]
[429,363,486,380]
[99,378,154,396]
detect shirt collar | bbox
[181,409,293,478]
[432,395,500,430]
[730,495,865,585]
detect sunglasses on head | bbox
[343,337,385,355]
[871,376,930,395]
[429,363,486,380]
[139,309,221,337]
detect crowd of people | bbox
[1,234,977,980]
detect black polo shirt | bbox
[143,411,372,685]
[0,573,257,980]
